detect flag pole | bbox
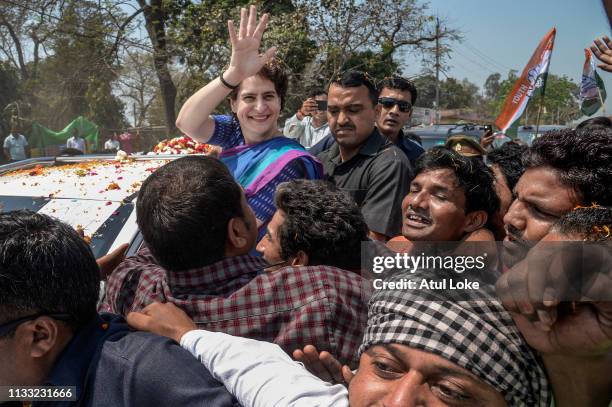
[596,84,606,115]
[534,82,547,138]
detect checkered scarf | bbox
[359,272,551,406]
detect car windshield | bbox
[0,195,134,258]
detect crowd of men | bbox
[1,6,611,407]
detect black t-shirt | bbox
[317,129,413,237]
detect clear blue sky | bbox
[401,0,612,114]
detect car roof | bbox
[0,156,171,257]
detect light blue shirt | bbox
[283,114,331,148]
[3,133,28,160]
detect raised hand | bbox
[127,302,197,343]
[496,241,612,356]
[479,129,494,149]
[225,5,277,84]
[591,36,612,73]
[298,98,318,119]
[293,345,354,385]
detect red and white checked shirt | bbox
[100,247,370,367]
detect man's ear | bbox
[463,210,488,233]
[229,97,237,114]
[375,103,382,119]
[226,217,249,251]
[290,251,309,267]
[19,318,61,358]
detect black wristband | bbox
[220,73,239,90]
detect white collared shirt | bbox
[283,114,331,148]
[3,133,28,160]
[104,139,120,151]
[180,330,349,407]
[67,136,86,152]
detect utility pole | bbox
[435,17,440,124]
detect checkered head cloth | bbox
[358,272,551,406]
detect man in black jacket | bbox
[316,71,413,241]
[0,210,238,407]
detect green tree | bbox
[341,50,400,81]
[411,75,479,109]
[299,0,458,84]
[538,74,580,124]
[32,1,127,129]
[0,0,128,131]
[484,73,501,100]
[0,61,20,135]
[169,0,316,118]
[440,77,479,109]
[411,74,436,108]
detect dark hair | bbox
[60,147,84,156]
[274,180,368,270]
[379,76,418,105]
[486,142,528,191]
[576,116,611,131]
[416,147,500,217]
[308,88,327,99]
[331,70,378,106]
[522,129,612,206]
[229,57,288,108]
[136,156,244,271]
[554,206,612,241]
[0,210,100,332]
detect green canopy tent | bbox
[30,116,99,156]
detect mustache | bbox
[504,224,530,246]
[334,125,355,131]
[405,206,432,222]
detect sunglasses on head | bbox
[0,313,71,337]
[378,97,412,112]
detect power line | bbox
[461,41,514,73]
[451,47,499,76]
[450,58,491,79]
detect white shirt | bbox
[181,330,349,407]
[66,136,86,153]
[104,139,120,151]
[3,133,28,160]
[283,114,331,148]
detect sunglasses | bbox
[0,313,71,337]
[378,97,412,112]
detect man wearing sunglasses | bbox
[0,210,238,406]
[376,76,424,166]
[309,76,424,166]
[316,71,413,241]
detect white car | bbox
[0,155,176,257]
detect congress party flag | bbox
[495,28,556,132]
[580,48,607,116]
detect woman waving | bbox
[176,5,322,240]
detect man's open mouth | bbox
[405,212,432,227]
